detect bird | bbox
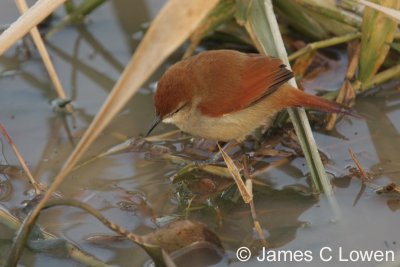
[147,49,350,142]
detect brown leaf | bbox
[292,50,316,79]
[376,182,400,195]
[219,144,252,203]
[143,220,223,253]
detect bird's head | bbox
[146,63,194,136]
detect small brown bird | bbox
[147,49,348,141]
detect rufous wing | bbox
[198,53,293,117]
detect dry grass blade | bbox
[42,199,150,245]
[15,0,71,111]
[253,219,267,246]
[0,0,66,56]
[73,137,145,171]
[358,0,400,84]
[326,80,356,130]
[218,144,252,203]
[7,1,220,264]
[0,206,110,267]
[242,157,267,246]
[326,41,359,130]
[345,41,362,80]
[348,148,370,182]
[8,199,165,267]
[348,147,371,206]
[359,0,400,22]
[0,122,43,194]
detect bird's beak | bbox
[146,115,161,137]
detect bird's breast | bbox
[168,97,281,141]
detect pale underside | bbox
[162,89,285,142]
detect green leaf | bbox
[359,0,400,85]
[235,0,336,195]
[272,0,330,40]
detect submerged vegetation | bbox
[0,0,399,266]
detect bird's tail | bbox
[279,84,357,117]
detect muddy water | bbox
[0,1,400,267]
